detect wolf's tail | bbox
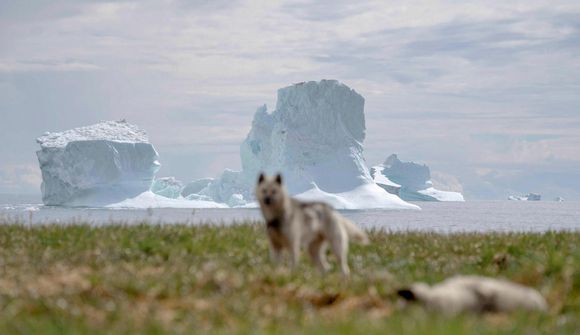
[340,217,369,245]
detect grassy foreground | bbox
[0,222,578,334]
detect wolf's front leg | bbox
[269,243,284,264]
[289,238,301,269]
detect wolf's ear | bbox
[258,173,265,184]
[397,288,417,301]
[275,173,283,185]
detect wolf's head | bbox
[256,173,287,209]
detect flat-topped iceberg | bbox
[36,121,225,208]
[371,154,465,202]
[36,120,162,206]
[184,80,418,210]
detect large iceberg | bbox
[186,80,418,210]
[36,120,225,208]
[36,120,161,206]
[371,154,465,202]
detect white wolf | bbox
[255,173,369,276]
[397,275,548,315]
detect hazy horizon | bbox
[1,1,580,200]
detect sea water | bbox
[1,196,578,233]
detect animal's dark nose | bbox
[264,197,271,205]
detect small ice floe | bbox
[397,275,548,315]
[508,193,542,201]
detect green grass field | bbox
[0,221,578,334]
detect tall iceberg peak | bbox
[240,79,370,194]
[36,120,161,206]
[190,79,418,209]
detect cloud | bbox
[431,171,464,193]
[0,0,579,198]
[0,164,42,193]
[0,60,100,73]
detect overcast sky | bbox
[1,0,579,200]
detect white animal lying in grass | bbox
[397,275,548,315]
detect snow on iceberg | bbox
[105,191,227,209]
[36,120,161,206]
[371,154,465,202]
[188,80,418,210]
[295,183,415,210]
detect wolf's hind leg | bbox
[330,231,350,276]
[308,239,330,272]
